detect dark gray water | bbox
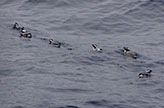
[0,0,164,108]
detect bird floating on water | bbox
[49,39,61,48]
[123,47,137,59]
[13,22,24,31]
[92,44,102,52]
[138,69,152,78]
[20,32,32,38]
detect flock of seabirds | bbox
[13,22,152,78]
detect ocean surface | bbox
[0,0,164,108]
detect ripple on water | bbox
[85,99,139,108]
[154,60,164,66]
[152,88,164,94]
[85,99,110,106]
[55,105,79,108]
[73,55,112,66]
[41,87,92,94]
[133,79,161,88]
[12,106,24,108]
[0,69,16,76]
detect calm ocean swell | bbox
[0,0,164,108]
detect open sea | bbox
[0,0,164,108]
